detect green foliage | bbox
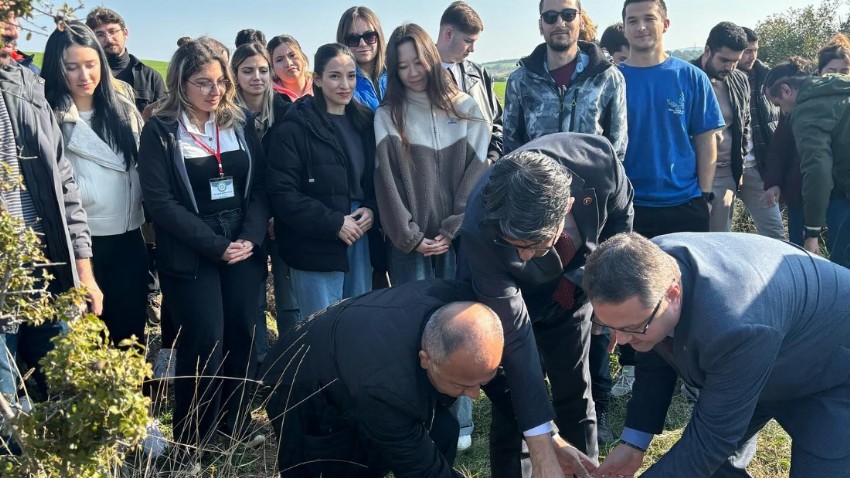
[755,0,850,66]
[3,316,150,478]
[0,169,149,476]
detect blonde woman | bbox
[268,34,313,100]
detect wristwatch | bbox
[805,226,825,239]
[702,191,715,203]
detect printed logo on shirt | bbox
[667,92,685,115]
[447,119,459,125]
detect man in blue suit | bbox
[583,232,850,477]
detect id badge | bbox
[210,176,235,200]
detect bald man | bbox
[261,280,504,478]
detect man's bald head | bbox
[421,301,504,367]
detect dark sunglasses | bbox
[541,8,579,25]
[344,31,379,48]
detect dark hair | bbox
[176,36,192,47]
[540,0,582,14]
[764,57,813,97]
[235,28,266,48]
[600,22,628,54]
[384,23,466,152]
[742,26,758,43]
[440,1,484,34]
[154,38,244,128]
[583,232,680,308]
[85,6,125,30]
[481,150,572,243]
[817,33,850,73]
[622,0,667,21]
[336,6,386,81]
[706,21,747,53]
[41,21,137,167]
[312,43,373,133]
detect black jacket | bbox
[456,132,634,430]
[137,116,270,279]
[0,61,91,292]
[265,96,377,272]
[263,279,473,478]
[455,60,504,160]
[114,53,166,114]
[691,56,751,185]
[747,60,780,170]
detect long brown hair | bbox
[336,6,386,81]
[154,39,245,128]
[383,23,466,151]
[231,42,276,133]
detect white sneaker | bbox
[153,348,175,384]
[142,419,168,458]
[611,365,635,397]
[457,434,472,452]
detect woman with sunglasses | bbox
[267,34,313,101]
[138,39,269,453]
[266,43,376,317]
[375,23,490,285]
[336,6,387,111]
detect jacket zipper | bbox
[431,104,448,231]
[568,89,579,132]
[126,175,133,233]
[557,85,567,132]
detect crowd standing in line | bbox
[2,0,850,476]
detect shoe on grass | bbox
[611,365,635,397]
[457,434,472,452]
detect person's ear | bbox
[419,350,431,370]
[662,18,670,33]
[565,196,576,214]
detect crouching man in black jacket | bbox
[261,280,504,478]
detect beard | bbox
[546,36,573,53]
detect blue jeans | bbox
[827,198,850,268]
[0,320,67,402]
[290,204,372,318]
[450,396,474,438]
[787,203,805,247]
[388,244,457,285]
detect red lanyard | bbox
[181,121,223,177]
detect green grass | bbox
[25,52,168,78]
[494,81,506,105]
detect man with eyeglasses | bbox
[86,7,165,115]
[584,232,850,477]
[502,0,627,159]
[457,132,633,478]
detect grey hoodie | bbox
[503,41,628,159]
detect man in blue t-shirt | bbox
[607,0,724,402]
[618,0,723,238]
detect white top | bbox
[178,112,241,159]
[78,109,94,126]
[441,61,463,87]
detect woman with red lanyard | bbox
[267,34,313,101]
[138,39,269,455]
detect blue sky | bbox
[20,0,820,63]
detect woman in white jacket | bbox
[41,22,147,347]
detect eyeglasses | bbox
[591,279,675,335]
[344,30,379,48]
[187,79,230,95]
[94,28,124,40]
[541,8,579,25]
[493,235,555,257]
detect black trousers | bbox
[485,300,598,478]
[91,229,148,347]
[160,209,265,446]
[618,197,712,366]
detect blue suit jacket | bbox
[628,232,850,476]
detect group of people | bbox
[2,0,850,477]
